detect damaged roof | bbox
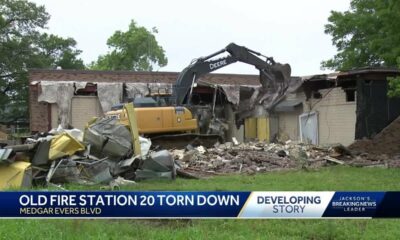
[28,69,263,86]
[338,67,400,76]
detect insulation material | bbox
[125,83,149,99]
[148,83,173,95]
[219,84,240,105]
[74,82,87,93]
[97,82,123,112]
[38,81,74,128]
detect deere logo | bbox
[209,60,227,70]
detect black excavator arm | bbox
[173,42,292,105]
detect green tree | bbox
[322,0,400,71]
[33,33,84,69]
[0,0,84,123]
[90,20,167,71]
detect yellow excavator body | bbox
[106,106,198,134]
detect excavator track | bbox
[150,133,224,150]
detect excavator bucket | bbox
[259,63,292,89]
[271,63,291,83]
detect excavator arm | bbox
[173,42,292,105]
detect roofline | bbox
[28,68,259,78]
[300,67,400,82]
[338,67,400,76]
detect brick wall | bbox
[29,84,50,132]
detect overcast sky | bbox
[31,0,350,76]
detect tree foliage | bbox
[322,0,400,70]
[90,20,167,71]
[0,0,84,122]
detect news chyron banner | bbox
[0,191,399,218]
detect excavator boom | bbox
[173,42,292,106]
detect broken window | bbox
[345,89,355,102]
[74,83,97,96]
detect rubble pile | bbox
[172,140,400,176]
[0,118,175,190]
[1,115,399,189]
[170,141,349,174]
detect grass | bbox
[1,166,400,239]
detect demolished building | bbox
[29,69,285,143]
[1,68,399,189]
[274,67,400,146]
[29,68,400,147]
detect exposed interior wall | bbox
[71,97,103,130]
[51,96,103,130]
[278,108,302,141]
[50,104,57,129]
[275,92,305,142]
[304,87,356,146]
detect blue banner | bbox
[1,191,400,218]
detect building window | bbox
[345,89,355,102]
[312,91,322,99]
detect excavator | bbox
[105,43,292,148]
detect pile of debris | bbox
[172,140,337,175]
[172,138,399,176]
[0,117,175,190]
[2,116,399,189]
[349,115,400,157]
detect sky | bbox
[31,0,351,76]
